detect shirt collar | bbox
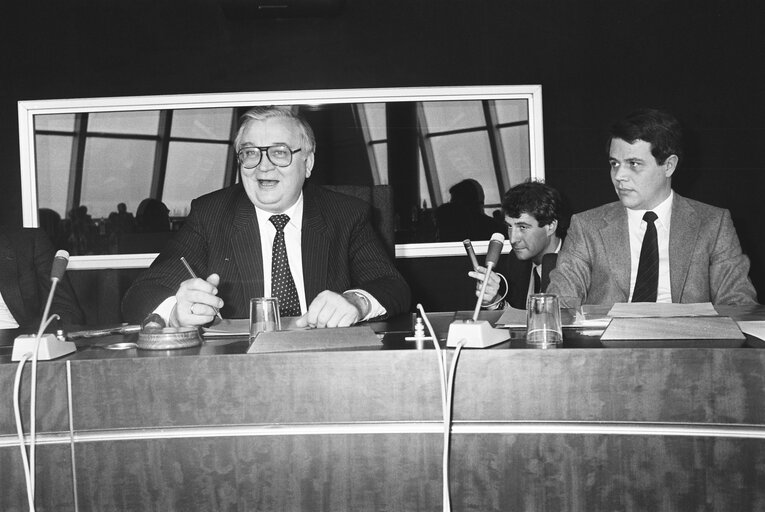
[626,190,673,229]
[254,192,304,230]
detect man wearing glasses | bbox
[122,106,410,328]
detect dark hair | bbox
[502,180,569,238]
[608,108,683,164]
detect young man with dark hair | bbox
[547,108,757,306]
[472,180,569,309]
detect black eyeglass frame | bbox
[236,145,302,169]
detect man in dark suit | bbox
[0,227,84,345]
[471,181,569,309]
[547,108,758,306]
[122,106,410,328]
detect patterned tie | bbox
[269,214,301,316]
[533,266,541,294]
[631,211,659,302]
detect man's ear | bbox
[664,154,678,177]
[305,153,315,177]
[546,219,558,236]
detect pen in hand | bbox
[180,256,223,320]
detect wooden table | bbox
[2,306,765,511]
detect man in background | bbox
[547,108,757,306]
[122,106,410,328]
[0,226,84,345]
[472,180,569,309]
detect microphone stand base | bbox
[12,334,77,361]
[446,320,510,348]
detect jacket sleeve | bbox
[708,209,758,305]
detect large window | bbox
[34,109,235,221]
[20,86,545,268]
[358,99,530,213]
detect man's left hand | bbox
[295,290,360,328]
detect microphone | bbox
[484,233,504,271]
[472,233,505,321]
[50,250,69,282]
[12,249,76,361]
[447,232,510,348]
[462,239,479,271]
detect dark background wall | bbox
[1,0,763,315]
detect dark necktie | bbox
[269,214,301,316]
[631,211,659,302]
[532,266,541,294]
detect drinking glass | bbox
[526,293,562,349]
[249,297,281,340]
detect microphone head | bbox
[50,250,70,281]
[485,232,505,268]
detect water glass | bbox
[250,297,281,340]
[526,293,563,349]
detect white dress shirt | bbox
[0,292,19,329]
[627,191,673,303]
[255,196,308,312]
[528,239,562,300]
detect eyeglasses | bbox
[237,144,302,169]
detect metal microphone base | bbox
[12,334,77,361]
[446,320,510,348]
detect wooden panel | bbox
[69,351,444,430]
[450,434,765,512]
[450,349,765,424]
[0,443,75,512]
[0,360,69,435]
[74,434,442,512]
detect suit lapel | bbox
[0,232,25,320]
[668,194,698,301]
[503,252,532,308]
[230,191,265,299]
[599,205,631,297]
[301,188,329,300]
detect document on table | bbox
[737,321,765,341]
[495,307,526,327]
[202,317,303,337]
[607,302,718,317]
[495,305,611,328]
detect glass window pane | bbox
[35,134,72,218]
[34,114,75,132]
[371,142,388,184]
[500,125,531,185]
[81,138,155,218]
[421,101,485,133]
[495,99,529,124]
[430,132,500,205]
[418,151,430,208]
[163,142,230,217]
[88,110,160,135]
[171,108,234,140]
[362,103,387,141]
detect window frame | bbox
[19,85,545,269]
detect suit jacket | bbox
[122,184,411,322]
[0,227,84,336]
[499,251,558,309]
[547,193,758,306]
